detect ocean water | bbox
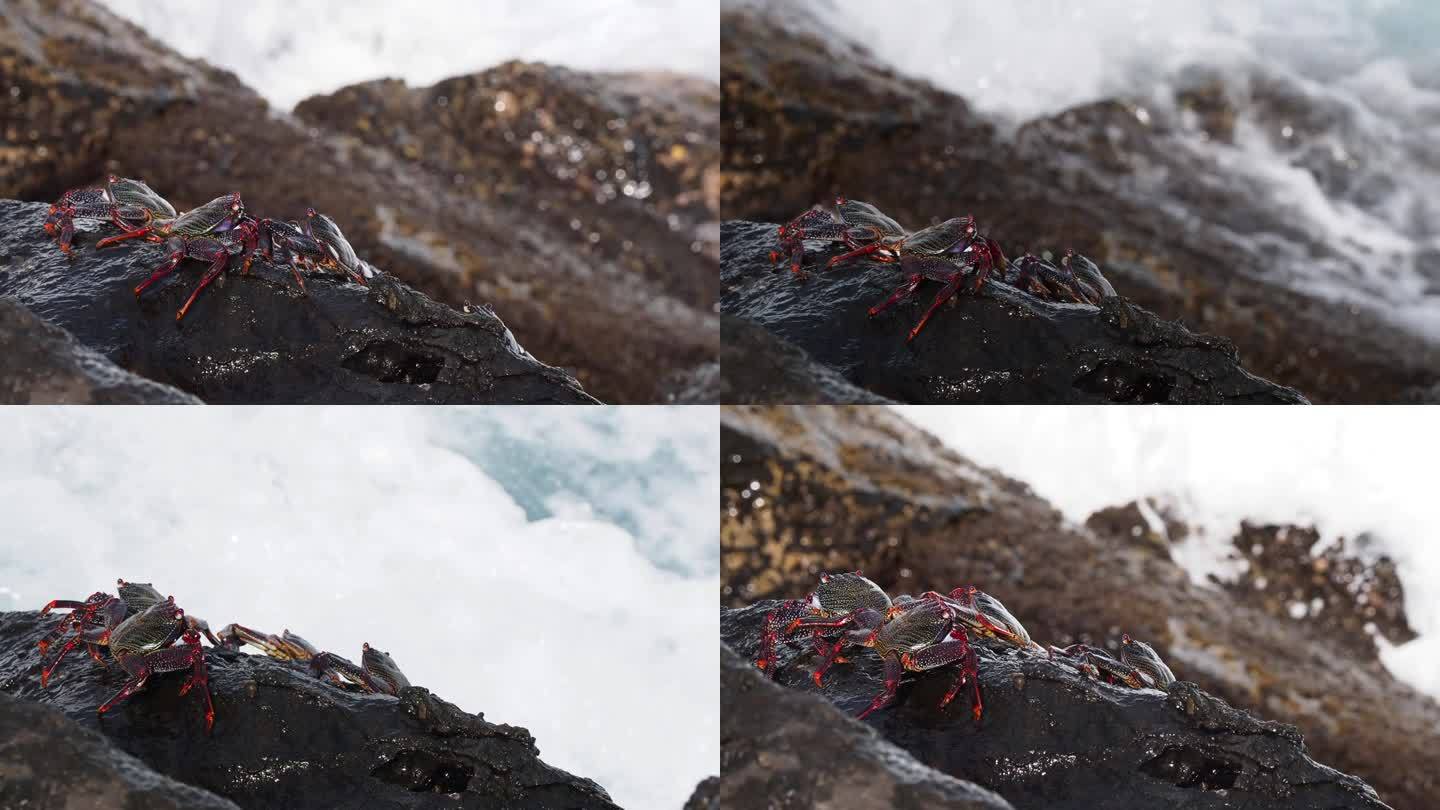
[738,0,1440,341]
[98,0,721,110]
[895,405,1440,703]
[0,406,718,810]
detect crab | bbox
[213,622,413,696]
[38,579,218,685]
[100,194,328,319]
[922,585,1042,652]
[301,208,371,286]
[1009,249,1115,305]
[213,623,320,661]
[98,596,215,732]
[308,643,411,695]
[1050,634,1175,689]
[755,571,894,685]
[1119,634,1175,688]
[867,232,1009,342]
[43,175,177,255]
[40,592,214,732]
[853,594,984,721]
[771,198,911,276]
[93,192,277,321]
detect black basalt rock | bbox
[0,611,618,809]
[721,603,1391,810]
[0,691,240,809]
[0,296,200,403]
[0,200,598,404]
[721,221,1308,404]
[720,642,1014,810]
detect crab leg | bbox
[810,636,852,686]
[97,226,157,248]
[176,249,232,322]
[908,276,964,343]
[857,654,905,719]
[309,652,386,694]
[40,636,84,687]
[868,274,924,318]
[825,241,887,269]
[916,637,983,721]
[756,599,814,673]
[134,243,186,298]
[95,665,150,718]
[173,632,215,733]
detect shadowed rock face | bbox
[0,692,240,809]
[723,605,1390,810]
[720,313,894,404]
[722,222,1307,404]
[0,297,200,403]
[0,611,618,809]
[719,405,1440,809]
[0,0,718,403]
[0,200,596,403]
[720,8,1440,404]
[720,643,1015,810]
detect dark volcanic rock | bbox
[683,775,719,810]
[0,611,618,809]
[722,605,1389,810]
[0,296,199,403]
[0,691,239,810]
[720,8,1440,403]
[720,643,1013,809]
[1223,523,1418,657]
[0,200,596,403]
[720,405,1440,809]
[0,0,717,403]
[722,221,1306,403]
[720,313,893,404]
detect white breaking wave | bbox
[0,406,719,810]
[98,0,721,110]
[739,0,1440,341]
[894,405,1440,703]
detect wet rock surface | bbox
[723,221,1306,403]
[720,405,1440,809]
[0,611,618,809]
[0,296,199,404]
[0,0,717,403]
[0,691,240,810]
[723,605,1388,810]
[720,643,1014,810]
[721,8,1440,403]
[0,200,596,403]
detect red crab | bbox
[39,579,218,686]
[770,198,910,277]
[867,234,1008,343]
[43,176,177,255]
[40,590,214,733]
[1049,634,1176,689]
[1010,249,1116,305]
[309,643,411,695]
[853,594,984,721]
[98,193,363,320]
[755,571,894,686]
